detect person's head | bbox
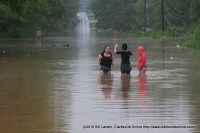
[122,43,127,51]
[102,46,110,54]
[137,45,145,55]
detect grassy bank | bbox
[187,24,200,49]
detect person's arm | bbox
[138,58,143,70]
[98,55,102,69]
[114,44,118,54]
[129,51,132,56]
[111,57,114,69]
[138,55,146,70]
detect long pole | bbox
[144,0,147,34]
[161,0,165,31]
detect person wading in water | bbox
[98,46,114,74]
[114,43,132,75]
[137,45,147,74]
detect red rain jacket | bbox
[137,46,147,70]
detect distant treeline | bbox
[92,0,200,48]
[0,0,79,37]
[1,0,200,48]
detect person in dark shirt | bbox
[98,46,114,74]
[114,43,132,75]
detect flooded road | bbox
[0,35,200,133]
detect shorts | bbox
[121,64,132,74]
[101,65,111,73]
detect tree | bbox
[164,0,191,27]
[190,0,200,22]
[0,2,25,37]
[0,0,80,37]
[92,0,137,32]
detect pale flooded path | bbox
[0,35,199,133]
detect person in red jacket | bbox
[137,46,147,73]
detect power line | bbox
[164,0,191,27]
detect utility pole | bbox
[161,0,165,31]
[144,0,147,34]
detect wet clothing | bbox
[137,46,147,70]
[100,52,113,73]
[100,66,111,73]
[116,51,132,74]
[100,52,112,68]
[121,64,132,74]
[116,51,132,65]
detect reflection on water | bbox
[121,75,131,110]
[138,73,147,108]
[121,75,131,99]
[98,74,114,99]
[0,37,200,133]
[35,38,42,48]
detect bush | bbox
[187,24,200,49]
[151,31,162,40]
[165,27,179,37]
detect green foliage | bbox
[164,0,191,27]
[91,0,200,49]
[0,0,79,37]
[0,3,25,37]
[1,0,200,44]
[92,0,137,32]
[190,0,200,22]
[133,31,145,38]
[60,0,80,32]
[165,27,179,37]
[151,31,163,40]
[91,0,198,33]
[187,24,200,49]
[144,0,162,30]
[1,0,30,15]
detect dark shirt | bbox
[116,51,132,65]
[100,52,112,68]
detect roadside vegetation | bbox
[0,0,79,37]
[92,0,200,48]
[0,0,199,49]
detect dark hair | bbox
[122,43,127,50]
[101,46,111,55]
